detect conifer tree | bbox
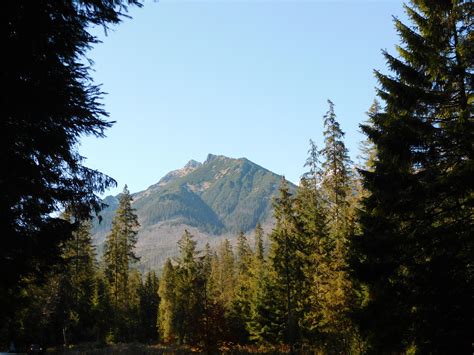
[358,100,381,172]
[93,270,112,342]
[1,0,141,325]
[301,106,356,351]
[173,230,206,345]
[355,1,473,353]
[294,141,329,343]
[103,185,140,338]
[230,232,254,343]
[158,259,177,343]
[319,100,353,232]
[214,239,236,310]
[55,217,97,344]
[138,271,160,343]
[268,178,305,348]
[247,267,286,345]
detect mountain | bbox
[92,154,294,271]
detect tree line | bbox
[1,0,471,353]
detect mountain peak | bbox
[205,153,229,163]
[184,159,201,169]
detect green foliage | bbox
[1,0,141,335]
[157,259,177,343]
[103,185,140,340]
[96,155,293,242]
[354,1,474,353]
[229,232,254,343]
[267,178,307,347]
[138,271,160,343]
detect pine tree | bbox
[354,1,473,353]
[103,185,140,339]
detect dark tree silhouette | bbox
[354,1,473,353]
[0,0,141,335]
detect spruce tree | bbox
[354,1,473,353]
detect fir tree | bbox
[103,185,140,339]
[354,1,473,353]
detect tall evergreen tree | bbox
[214,239,236,310]
[302,105,357,352]
[103,185,140,339]
[1,0,140,332]
[268,178,306,349]
[354,1,473,353]
[158,259,177,343]
[138,271,160,343]
[173,230,206,345]
[230,232,254,343]
[55,216,97,344]
[294,141,329,343]
[319,100,353,233]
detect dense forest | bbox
[1,0,472,354]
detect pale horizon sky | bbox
[79,0,407,196]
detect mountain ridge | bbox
[92,154,295,270]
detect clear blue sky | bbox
[79,0,406,196]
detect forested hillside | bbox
[91,154,292,270]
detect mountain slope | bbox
[92,154,294,270]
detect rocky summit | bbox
[92,154,295,271]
